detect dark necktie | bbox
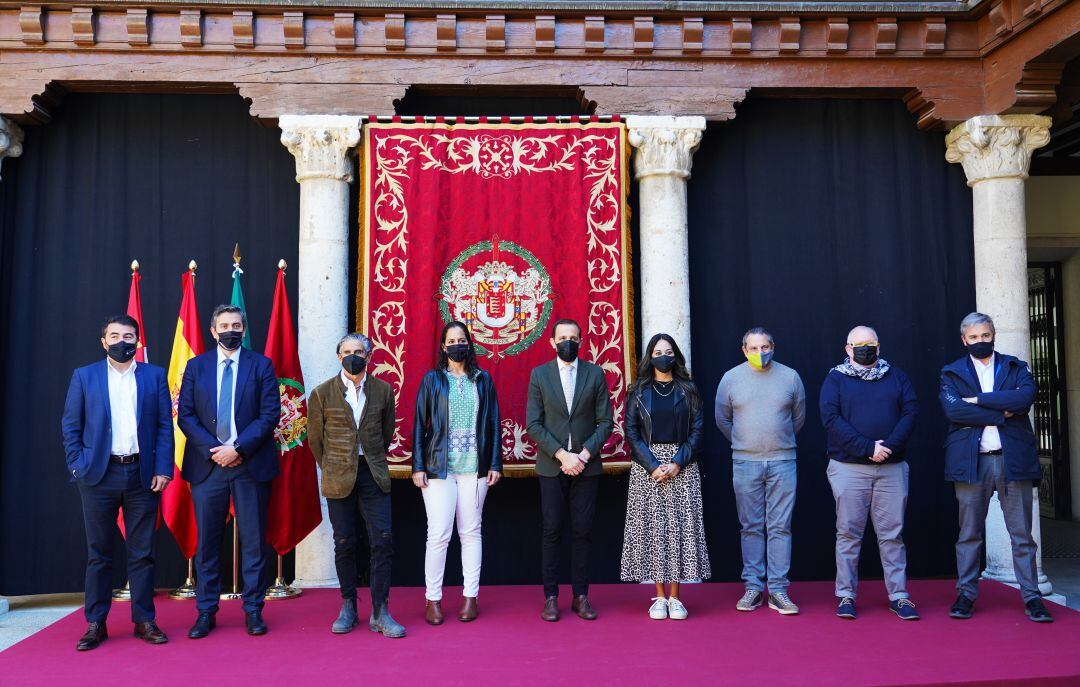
[217,359,233,443]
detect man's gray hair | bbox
[210,304,247,330]
[846,325,879,345]
[960,312,996,335]
[336,332,372,355]
[741,327,774,347]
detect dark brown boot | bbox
[425,600,444,626]
[540,596,560,622]
[133,621,168,644]
[459,597,478,622]
[572,595,598,620]
[76,622,107,651]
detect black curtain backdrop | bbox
[0,94,302,595]
[1,95,974,597]
[686,98,976,586]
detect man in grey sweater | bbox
[716,327,806,615]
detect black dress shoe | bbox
[1025,598,1054,623]
[188,612,216,639]
[76,622,107,651]
[949,594,975,619]
[246,610,268,636]
[134,621,168,644]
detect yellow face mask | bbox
[745,350,773,370]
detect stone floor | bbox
[0,593,82,652]
[2,520,1079,651]
[1042,517,1080,610]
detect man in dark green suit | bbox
[526,318,614,622]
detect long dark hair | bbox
[437,320,481,379]
[630,333,700,408]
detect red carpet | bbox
[2,580,1078,686]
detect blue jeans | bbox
[732,459,796,593]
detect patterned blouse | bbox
[445,370,479,474]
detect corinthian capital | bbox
[0,116,25,182]
[626,115,706,180]
[945,114,1052,186]
[279,115,362,183]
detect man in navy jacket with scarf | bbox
[939,312,1052,623]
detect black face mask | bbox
[652,355,676,373]
[106,341,138,364]
[217,330,244,351]
[852,345,879,366]
[446,343,471,363]
[341,354,367,375]
[556,340,579,363]
[966,340,995,360]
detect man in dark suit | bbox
[178,304,280,638]
[61,315,174,651]
[526,318,614,621]
[940,311,1052,623]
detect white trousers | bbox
[422,472,489,601]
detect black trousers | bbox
[539,473,600,598]
[77,462,159,624]
[190,463,271,614]
[326,461,392,607]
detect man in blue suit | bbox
[178,304,280,638]
[61,315,174,651]
[939,311,1052,623]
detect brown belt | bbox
[110,453,140,464]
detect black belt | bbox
[110,453,140,464]
[979,449,1003,456]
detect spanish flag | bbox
[161,266,204,560]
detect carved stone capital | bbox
[279,115,362,183]
[0,116,25,181]
[945,114,1052,185]
[625,115,706,180]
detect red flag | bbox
[265,265,323,555]
[161,267,204,560]
[118,263,161,536]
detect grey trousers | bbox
[954,454,1040,603]
[826,459,910,601]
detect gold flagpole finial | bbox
[188,259,198,272]
[131,259,140,272]
[233,243,242,265]
[278,259,287,270]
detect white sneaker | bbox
[648,597,668,620]
[667,597,688,620]
[768,591,800,615]
[736,589,764,612]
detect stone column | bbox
[0,116,19,615]
[946,114,1054,594]
[280,115,362,588]
[0,116,24,181]
[626,116,706,369]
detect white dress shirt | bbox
[107,358,139,455]
[341,370,367,455]
[558,357,579,450]
[216,348,240,446]
[972,354,1002,453]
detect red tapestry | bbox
[358,118,634,475]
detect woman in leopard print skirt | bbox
[620,333,710,620]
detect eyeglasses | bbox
[847,341,879,347]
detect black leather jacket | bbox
[625,381,704,471]
[412,368,502,478]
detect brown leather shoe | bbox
[459,597,478,622]
[134,621,169,645]
[425,600,444,626]
[572,595,598,620]
[540,596,560,622]
[76,622,107,651]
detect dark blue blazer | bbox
[177,348,280,485]
[939,352,1039,484]
[60,360,174,489]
